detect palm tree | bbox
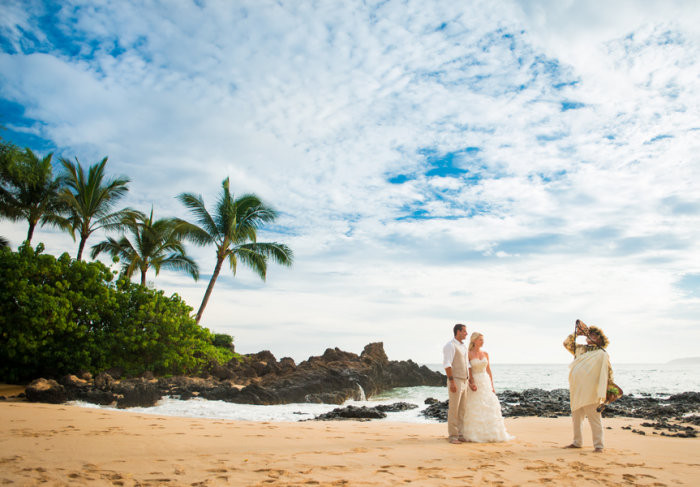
[59,156,131,260]
[91,208,199,286]
[0,148,68,244]
[177,177,293,323]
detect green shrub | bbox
[0,243,232,382]
[212,333,234,349]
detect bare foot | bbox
[563,444,581,449]
[593,447,603,453]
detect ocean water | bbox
[72,363,700,423]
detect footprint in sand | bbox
[0,455,23,464]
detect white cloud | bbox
[1,0,699,365]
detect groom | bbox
[443,323,476,444]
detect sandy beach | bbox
[1,401,698,486]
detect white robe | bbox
[568,349,610,412]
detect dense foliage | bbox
[0,244,233,383]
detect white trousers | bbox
[447,378,468,439]
[571,403,604,449]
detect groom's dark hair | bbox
[453,323,466,336]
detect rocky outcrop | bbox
[313,405,389,420]
[250,343,443,405]
[23,342,445,407]
[25,378,67,404]
[310,402,419,421]
[114,380,161,409]
[420,388,700,434]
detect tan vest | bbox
[451,341,468,379]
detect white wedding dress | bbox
[462,356,514,442]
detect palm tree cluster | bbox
[0,138,293,323]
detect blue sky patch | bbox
[561,101,585,111]
[646,134,673,144]
[0,98,55,152]
[388,174,412,184]
[536,132,567,143]
[534,170,567,183]
[676,273,700,297]
[419,147,482,179]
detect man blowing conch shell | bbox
[564,319,614,452]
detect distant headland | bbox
[667,357,700,365]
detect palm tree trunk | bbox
[196,256,224,324]
[76,236,87,261]
[141,270,147,287]
[26,221,36,245]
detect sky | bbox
[1,0,699,365]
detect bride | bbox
[462,332,514,442]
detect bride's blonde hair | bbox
[468,332,483,351]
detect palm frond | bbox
[177,193,219,237]
[238,242,294,266]
[171,218,214,246]
[159,254,200,280]
[234,246,268,280]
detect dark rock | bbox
[669,392,700,404]
[425,397,439,405]
[115,380,161,408]
[376,402,418,412]
[278,357,296,374]
[420,388,700,432]
[258,342,444,405]
[80,389,115,405]
[640,421,697,438]
[59,374,89,388]
[422,399,448,422]
[103,367,124,379]
[235,384,282,405]
[313,405,388,421]
[304,392,348,404]
[57,373,114,404]
[138,342,440,408]
[208,363,237,381]
[94,373,115,390]
[360,342,389,364]
[26,378,67,404]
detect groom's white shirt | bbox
[442,338,471,370]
